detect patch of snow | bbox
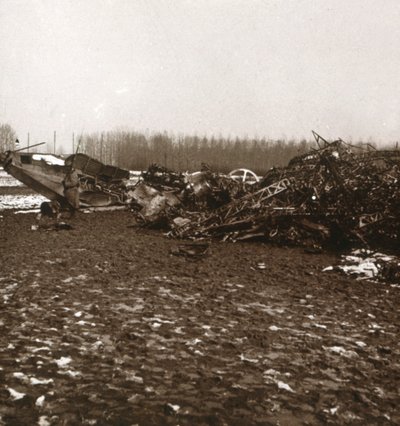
[7,387,25,400]
[0,194,48,210]
[127,394,141,403]
[76,274,87,280]
[268,325,281,331]
[166,403,180,413]
[37,416,51,426]
[341,262,378,277]
[327,346,346,354]
[34,338,54,346]
[55,356,72,368]
[32,154,65,166]
[325,250,400,283]
[239,354,259,363]
[13,372,28,380]
[373,387,385,398]
[31,346,51,353]
[30,377,54,385]
[313,324,327,329]
[14,208,41,214]
[324,346,359,358]
[59,369,81,377]
[264,369,279,377]
[92,341,103,349]
[0,169,24,187]
[369,323,384,330]
[186,338,202,346]
[35,395,45,407]
[62,275,87,283]
[147,316,175,324]
[277,381,295,393]
[263,370,295,392]
[126,373,144,384]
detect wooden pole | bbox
[100,133,103,162]
[27,133,30,152]
[53,131,56,154]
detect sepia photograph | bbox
[0,0,399,424]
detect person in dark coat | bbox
[63,168,80,217]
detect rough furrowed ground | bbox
[0,209,399,425]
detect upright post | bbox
[27,133,30,152]
[100,133,103,162]
[53,131,56,154]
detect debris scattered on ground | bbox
[128,134,400,254]
[3,132,400,255]
[170,242,210,258]
[31,222,73,231]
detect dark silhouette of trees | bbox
[78,129,315,174]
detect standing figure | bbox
[63,167,80,217]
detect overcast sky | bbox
[1,0,400,151]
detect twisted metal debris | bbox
[169,133,400,251]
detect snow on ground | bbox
[323,249,400,284]
[1,210,399,424]
[0,194,48,210]
[0,168,47,210]
[0,167,141,211]
[0,168,24,187]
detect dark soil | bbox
[0,207,399,425]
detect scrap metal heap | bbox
[129,164,248,224]
[130,134,400,251]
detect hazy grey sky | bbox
[1,0,400,151]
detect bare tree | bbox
[0,123,17,151]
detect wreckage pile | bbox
[129,164,247,225]
[130,138,400,251]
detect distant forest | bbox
[77,130,316,174]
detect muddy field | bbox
[0,193,399,424]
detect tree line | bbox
[78,130,315,174]
[4,122,387,174]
